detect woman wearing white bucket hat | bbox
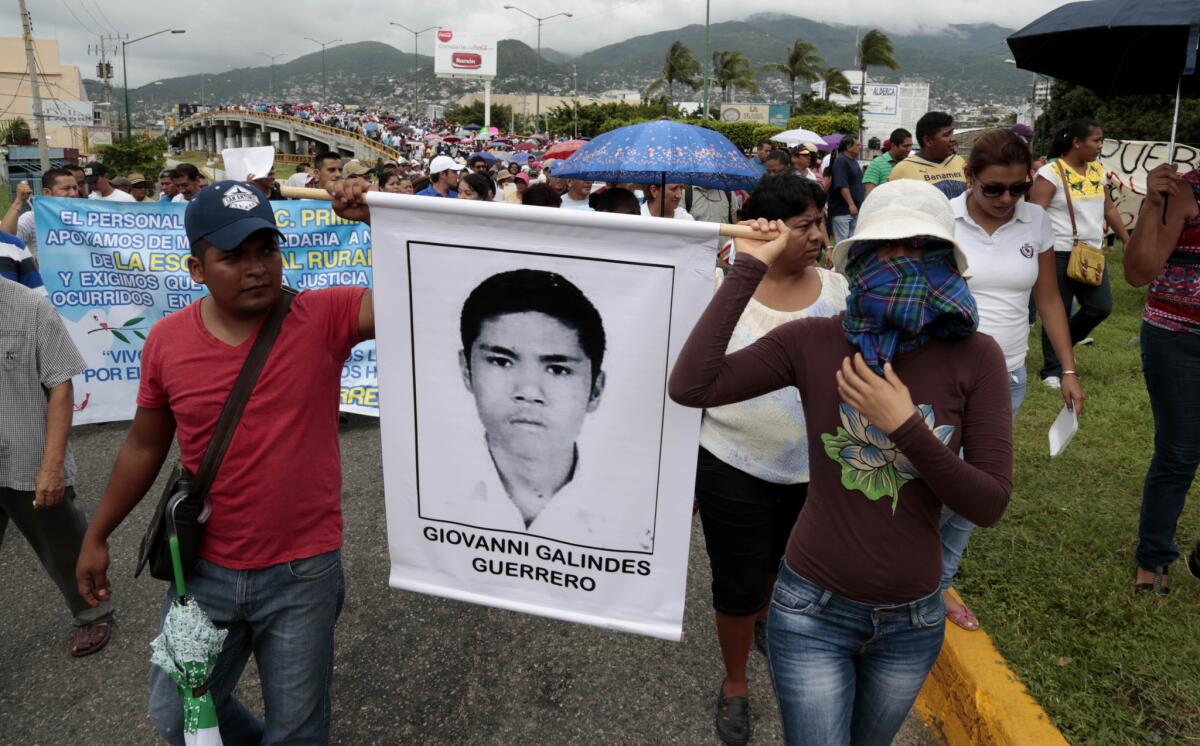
[670,179,1014,746]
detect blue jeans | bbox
[1137,323,1200,569]
[830,214,857,245]
[148,549,345,746]
[766,562,945,746]
[939,367,1027,591]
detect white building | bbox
[811,71,931,144]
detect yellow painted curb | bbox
[914,590,1070,746]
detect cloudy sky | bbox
[30,0,1069,88]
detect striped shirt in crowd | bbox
[0,230,43,292]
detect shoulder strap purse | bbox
[135,288,296,581]
[1057,161,1106,287]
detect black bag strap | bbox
[190,287,295,500]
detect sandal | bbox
[945,608,980,631]
[70,619,112,658]
[715,680,751,746]
[1135,566,1170,596]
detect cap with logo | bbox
[185,181,283,251]
[83,161,109,183]
[429,155,464,175]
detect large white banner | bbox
[434,29,498,80]
[371,194,718,640]
[1102,138,1200,231]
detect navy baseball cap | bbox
[184,180,282,251]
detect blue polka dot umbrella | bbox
[552,119,761,191]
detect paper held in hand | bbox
[1048,405,1079,458]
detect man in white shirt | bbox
[559,179,594,210]
[1,169,81,259]
[83,162,136,202]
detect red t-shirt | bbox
[138,287,365,569]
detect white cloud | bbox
[32,0,1068,88]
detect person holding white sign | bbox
[670,180,1013,746]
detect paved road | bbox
[0,417,939,745]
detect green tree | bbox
[0,117,31,144]
[443,100,516,129]
[856,29,900,140]
[763,39,823,109]
[95,134,167,179]
[820,68,853,101]
[645,41,701,112]
[1035,80,1200,152]
[712,50,759,105]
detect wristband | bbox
[1062,370,1079,378]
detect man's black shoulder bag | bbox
[135,288,296,581]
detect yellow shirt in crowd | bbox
[888,153,968,199]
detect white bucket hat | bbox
[830,179,970,277]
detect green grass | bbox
[957,245,1200,744]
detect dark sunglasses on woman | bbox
[978,180,1033,198]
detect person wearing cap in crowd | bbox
[669,179,1013,746]
[494,169,516,203]
[111,176,133,194]
[342,160,373,188]
[863,128,913,195]
[418,155,463,198]
[127,173,153,202]
[76,179,375,745]
[513,172,531,202]
[84,162,137,202]
[171,164,205,203]
[1,168,80,261]
[159,170,179,202]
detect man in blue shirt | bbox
[417,156,464,198]
[747,139,772,178]
[828,135,865,244]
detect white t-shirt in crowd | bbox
[951,193,1055,371]
[17,210,36,255]
[1035,160,1108,251]
[639,203,695,220]
[172,193,188,203]
[285,172,311,188]
[88,188,137,202]
[559,194,593,210]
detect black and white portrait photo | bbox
[407,242,675,553]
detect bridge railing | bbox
[169,109,402,161]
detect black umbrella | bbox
[1008,0,1198,157]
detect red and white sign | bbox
[434,30,497,79]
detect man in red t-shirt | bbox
[76,181,374,744]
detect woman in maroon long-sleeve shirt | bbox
[669,179,1013,746]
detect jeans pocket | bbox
[770,575,825,617]
[287,550,341,580]
[911,592,947,629]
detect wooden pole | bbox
[279,186,780,240]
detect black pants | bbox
[694,448,807,615]
[1040,251,1113,379]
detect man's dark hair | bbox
[522,183,562,207]
[295,164,310,173]
[764,149,791,167]
[460,269,606,382]
[175,163,202,181]
[837,135,858,153]
[314,151,342,169]
[468,154,488,168]
[741,173,827,221]
[756,139,773,149]
[915,112,954,148]
[41,167,74,191]
[160,168,180,180]
[66,164,84,176]
[591,187,639,214]
[889,128,912,146]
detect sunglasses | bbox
[978,180,1033,198]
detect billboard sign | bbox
[41,100,94,126]
[848,83,899,116]
[719,104,790,128]
[434,29,498,80]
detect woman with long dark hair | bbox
[1029,119,1130,389]
[670,179,1013,745]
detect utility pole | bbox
[702,0,711,119]
[90,36,122,130]
[504,6,572,134]
[388,23,438,118]
[17,0,49,172]
[258,52,283,101]
[572,64,578,139]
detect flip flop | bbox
[945,608,980,631]
[70,620,111,658]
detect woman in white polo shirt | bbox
[941,129,1086,631]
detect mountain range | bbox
[87,14,1030,115]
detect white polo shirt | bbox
[951,193,1055,370]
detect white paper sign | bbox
[1048,405,1079,458]
[221,146,276,182]
[370,193,718,640]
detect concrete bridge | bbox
[168,110,402,164]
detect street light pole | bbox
[389,23,438,118]
[305,37,341,103]
[503,5,572,134]
[122,28,185,144]
[257,52,283,100]
[702,0,711,119]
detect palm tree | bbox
[763,39,823,109]
[820,67,853,100]
[856,29,900,140]
[645,41,701,112]
[712,50,758,105]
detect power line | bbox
[75,0,109,34]
[56,0,92,33]
[88,0,117,34]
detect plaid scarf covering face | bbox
[842,239,978,373]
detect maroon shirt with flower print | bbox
[670,256,1013,604]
